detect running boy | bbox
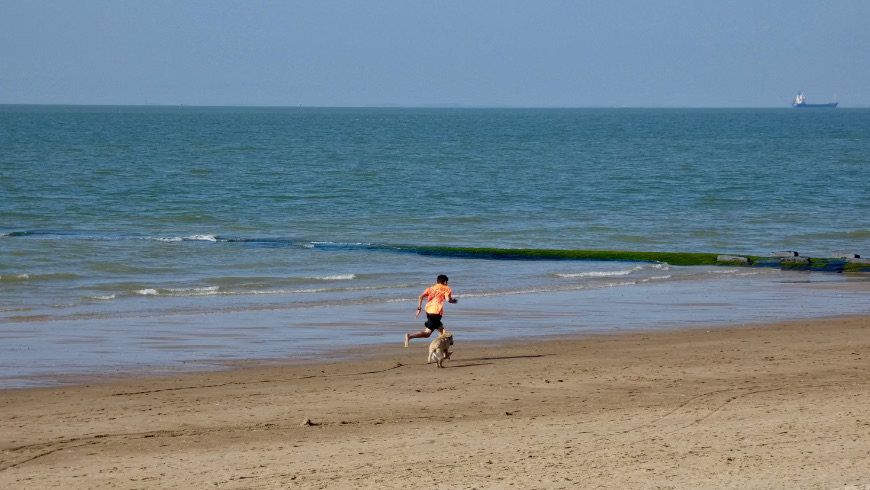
[404,274,458,347]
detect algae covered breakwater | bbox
[395,246,870,273]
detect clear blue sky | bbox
[2,0,867,107]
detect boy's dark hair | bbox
[436,274,449,284]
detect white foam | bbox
[89,294,116,300]
[606,280,639,288]
[149,235,218,243]
[0,274,31,282]
[165,286,220,293]
[245,284,387,295]
[311,241,372,246]
[185,235,218,242]
[170,287,221,297]
[247,289,328,295]
[307,274,356,280]
[136,289,159,295]
[641,275,673,282]
[555,266,642,278]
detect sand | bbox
[2,315,869,489]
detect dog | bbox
[427,331,454,368]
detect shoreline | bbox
[3,308,867,391]
[3,273,869,390]
[2,315,869,488]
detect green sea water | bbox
[2,105,869,386]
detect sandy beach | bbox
[2,315,869,489]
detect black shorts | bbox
[424,313,443,331]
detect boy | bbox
[404,274,458,348]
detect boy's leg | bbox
[406,313,442,347]
[404,329,433,347]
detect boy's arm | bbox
[415,292,428,318]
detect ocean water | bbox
[2,105,869,387]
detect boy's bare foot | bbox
[404,333,410,347]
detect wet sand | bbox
[2,315,869,489]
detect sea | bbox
[2,105,869,388]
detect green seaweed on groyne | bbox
[394,246,870,273]
[398,246,735,265]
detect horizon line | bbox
[1,102,863,109]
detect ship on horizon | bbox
[792,92,838,108]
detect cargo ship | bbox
[792,92,838,108]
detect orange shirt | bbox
[422,283,452,315]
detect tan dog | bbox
[427,331,454,368]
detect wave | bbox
[0,272,81,282]
[87,294,117,300]
[5,230,868,273]
[441,273,682,300]
[149,234,218,242]
[553,266,644,278]
[0,306,34,314]
[304,274,357,280]
[796,229,870,240]
[134,286,219,297]
[119,281,403,299]
[0,273,30,282]
[75,268,691,306]
[164,286,221,293]
[456,279,648,298]
[641,275,673,282]
[0,231,34,237]
[206,274,363,288]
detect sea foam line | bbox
[128,283,389,298]
[164,286,221,293]
[553,263,670,278]
[0,273,32,282]
[452,279,660,299]
[88,294,117,301]
[554,266,643,278]
[304,274,357,280]
[150,235,219,243]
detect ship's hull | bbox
[792,102,838,108]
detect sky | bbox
[1,0,868,108]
